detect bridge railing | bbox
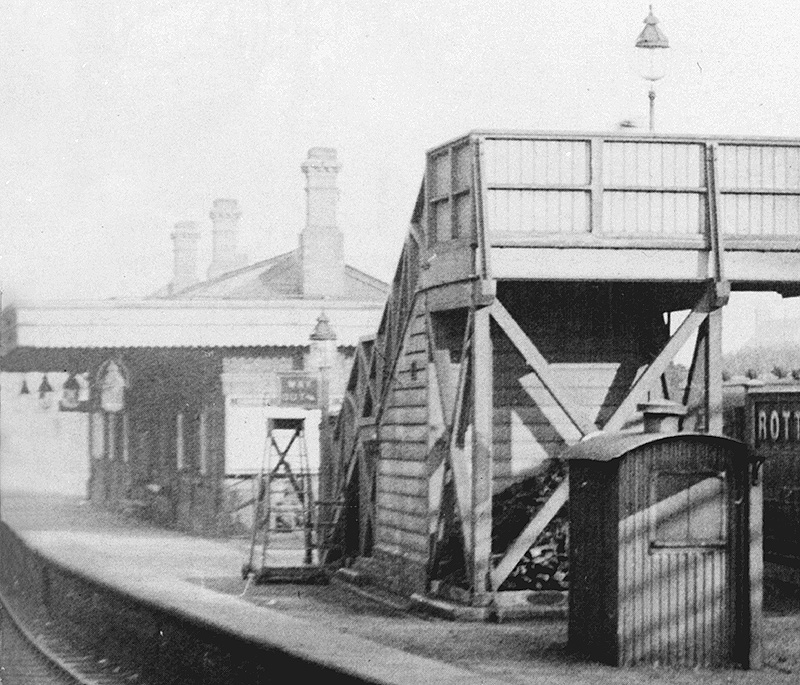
[426,132,800,250]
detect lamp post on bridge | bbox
[309,310,337,559]
[635,5,670,132]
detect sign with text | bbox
[279,373,319,408]
[753,399,800,446]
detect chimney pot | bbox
[170,220,200,293]
[207,198,247,280]
[301,148,345,299]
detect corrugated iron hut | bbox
[322,130,800,615]
[565,402,763,668]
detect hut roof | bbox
[562,431,750,463]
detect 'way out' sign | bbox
[279,373,319,408]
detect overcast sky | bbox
[1,1,799,350]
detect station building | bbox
[1,148,388,535]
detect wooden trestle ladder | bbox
[242,418,324,583]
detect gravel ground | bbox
[200,576,800,685]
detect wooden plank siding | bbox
[375,302,431,563]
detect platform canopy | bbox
[1,297,384,360]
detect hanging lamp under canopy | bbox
[38,374,53,396]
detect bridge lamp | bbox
[309,310,338,550]
[635,5,670,132]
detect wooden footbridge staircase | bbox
[320,131,800,606]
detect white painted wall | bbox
[0,372,90,496]
[224,397,321,477]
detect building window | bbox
[650,470,727,549]
[176,412,185,471]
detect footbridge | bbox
[321,131,800,606]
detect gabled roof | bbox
[163,249,388,301]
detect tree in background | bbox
[723,344,800,380]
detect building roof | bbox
[1,147,390,363]
[164,249,387,301]
[1,298,385,353]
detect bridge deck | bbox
[421,131,800,290]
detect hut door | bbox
[619,460,732,666]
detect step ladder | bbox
[242,418,325,583]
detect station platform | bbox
[1,492,799,685]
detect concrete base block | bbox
[331,568,412,613]
[409,593,493,622]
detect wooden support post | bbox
[749,464,764,669]
[359,439,378,557]
[590,137,604,235]
[471,135,493,284]
[681,320,708,432]
[471,306,493,602]
[448,357,474,559]
[427,360,447,539]
[702,141,728,435]
[425,307,475,579]
[706,307,723,434]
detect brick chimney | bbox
[170,221,200,293]
[300,148,346,299]
[207,199,247,280]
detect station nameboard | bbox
[752,398,800,446]
[279,373,319,408]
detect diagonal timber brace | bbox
[490,300,597,439]
[490,477,569,591]
[426,308,475,568]
[487,300,593,590]
[601,284,720,433]
[490,282,726,591]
